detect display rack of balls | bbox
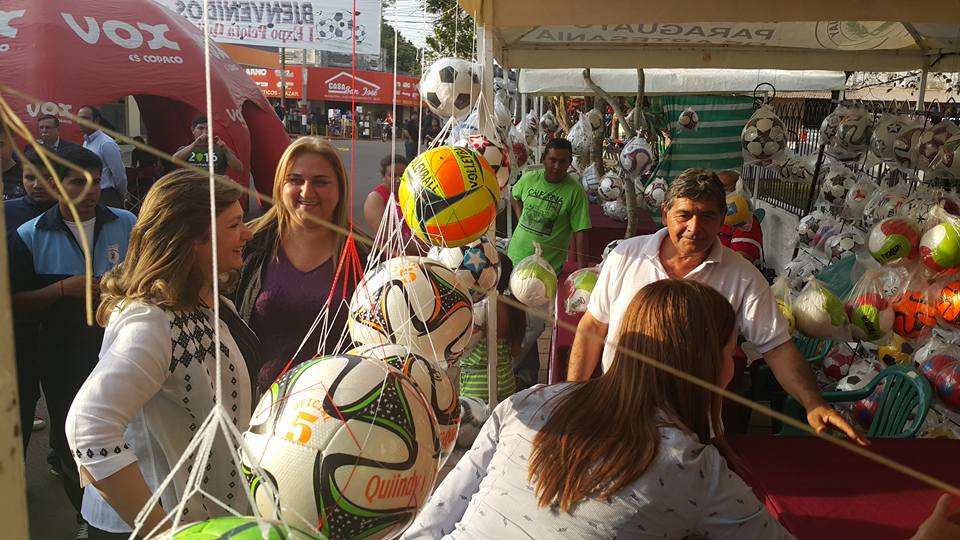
[421,57,480,120]
[822,345,858,380]
[398,146,500,248]
[920,221,960,273]
[598,172,625,202]
[877,334,915,366]
[893,124,925,170]
[618,136,655,179]
[741,110,787,162]
[845,293,894,342]
[919,353,959,385]
[935,361,960,410]
[870,116,907,162]
[867,217,920,265]
[240,354,440,540]
[643,177,669,210]
[917,121,960,172]
[797,210,828,246]
[601,200,629,222]
[825,230,865,263]
[455,134,512,189]
[835,113,874,155]
[678,108,699,130]
[428,236,501,303]
[892,290,937,339]
[820,167,856,206]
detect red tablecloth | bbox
[729,435,960,540]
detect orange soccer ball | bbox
[937,280,960,327]
[892,290,937,339]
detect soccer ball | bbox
[820,167,856,205]
[893,123,925,170]
[845,293,894,342]
[935,362,960,410]
[580,164,600,202]
[678,108,699,130]
[598,172,625,202]
[601,200,628,222]
[820,109,846,146]
[510,252,558,307]
[782,255,826,291]
[421,58,480,120]
[315,19,337,40]
[877,334,915,366]
[794,281,847,339]
[618,136,655,179]
[241,354,439,539]
[741,107,787,162]
[354,24,367,42]
[349,257,473,364]
[724,193,752,228]
[585,109,604,132]
[937,280,960,328]
[937,134,960,178]
[821,344,857,380]
[835,113,874,155]
[398,145,499,247]
[157,516,319,539]
[428,236,500,303]
[777,156,813,182]
[920,222,960,273]
[870,115,907,162]
[902,195,938,231]
[456,395,490,449]
[539,110,559,133]
[919,354,958,384]
[643,177,669,210]
[455,134,512,189]
[564,267,599,315]
[867,217,919,265]
[797,210,828,246]
[865,192,907,227]
[348,343,460,465]
[892,289,937,339]
[836,372,874,392]
[917,120,960,172]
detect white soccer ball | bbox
[643,177,669,210]
[870,115,907,162]
[348,343,460,466]
[510,253,558,307]
[421,57,480,120]
[619,136,655,179]
[241,354,439,538]
[428,236,501,303]
[820,167,857,205]
[564,267,599,315]
[598,172,625,202]
[601,200,628,221]
[741,108,787,162]
[456,395,490,449]
[893,124,925,170]
[678,108,699,130]
[835,113,874,155]
[918,120,960,172]
[797,210,828,246]
[349,257,474,365]
[580,164,600,202]
[455,134,512,189]
[539,110,559,133]
[825,230,865,262]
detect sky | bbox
[382,0,437,49]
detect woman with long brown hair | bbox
[403,279,792,539]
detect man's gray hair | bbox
[663,168,726,214]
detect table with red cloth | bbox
[729,435,960,540]
[548,205,659,383]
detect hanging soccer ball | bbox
[741,107,787,162]
[919,354,958,385]
[797,210,828,246]
[822,344,857,380]
[601,199,628,221]
[835,113,874,155]
[539,110,559,133]
[398,145,499,248]
[157,516,318,539]
[428,236,500,302]
[678,108,699,130]
[510,249,558,307]
[643,177,669,210]
[564,267,599,315]
[935,362,960,410]
[920,222,960,273]
[421,57,480,120]
[870,115,907,163]
[455,134,512,189]
[348,343,460,465]
[241,354,439,539]
[598,172,625,202]
[618,136,655,179]
[866,192,907,227]
[820,109,846,146]
[580,164,600,202]
[918,120,960,172]
[456,395,490,448]
[937,134,960,178]
[825,230,864,262]
[867,217,920,265]
[349,257,473,364]
[585,109,604,132]
[820,166,856,205]
[893,124,925,170]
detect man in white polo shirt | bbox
[567,168,865,443]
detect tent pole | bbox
[0,202,30,540]
[301,48,309,134]
[478,0,499,407]
[280,47,287,112]
[916,64,929,112]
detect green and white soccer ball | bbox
[158,516,322,539]
[564,267,599,315]
[510,253,558,307]
[241,354,440,540]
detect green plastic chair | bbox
[779,365,933,438]
[747,336,830,431]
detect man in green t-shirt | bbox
[172,116,243,175]
[508,137,591,389]
[508,138,591,273]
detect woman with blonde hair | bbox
[235,136,365,390]
[404,279,793,539]
[66,170,259,538]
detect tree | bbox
[424,0,475,59]
[381,21,422,76]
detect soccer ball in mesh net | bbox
[157,516,318,539]
[348,343,461,465]
[241,354,439,540]
[678,108,699,130]
[820,167,856,205]
[618,136,655,179]
[428,236,500,303]
[797,210,828,246]
[455,134,512,189]
[349,257,474,364]
[421,58,480,120]
[893,124,925,170]
[602,199,628,221]
[918,121,960,172]
[456,395,490,448]
[643,177,669,210]
[825,230,865,262]
[741,113,787,161]
[598,172,625,202]
[870,116,907,162]
[835,113,874,155]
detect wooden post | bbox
[478,0,498,407]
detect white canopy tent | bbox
[519,68,847,95]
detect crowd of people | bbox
[2,112,958,539]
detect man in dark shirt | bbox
[1,127,24,200]
[172,116,243,175]
[36,114,83,153]
[403,113,420,161]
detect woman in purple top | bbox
[234,137,365,392]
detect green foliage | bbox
[382,21,422,76]
[424,0,476,59]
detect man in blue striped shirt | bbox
[77,106,127,208]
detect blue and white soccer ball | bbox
[429,236,501,302]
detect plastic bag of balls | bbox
[567,114,592,158]
[509,242,558,307]
[825,228,865,263]
[618,136,656,179]
[677,107,699,131]
[797,210,830,247]
[793,277,850,340]
[912,332,960,387]
[866,215,920,266]
[741,104,787,165]
[917,119,959,176]
[890,266,937,340]
[601,199,629,221]
[782,251,828,292]
[772,276,796,334]
[819,162,858,208]
[869,112,909,164]
[564,266,600,315]
[892,117,927,171]
[843,270,894,343]
[841,174,878,222]
[919,210,960,276]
